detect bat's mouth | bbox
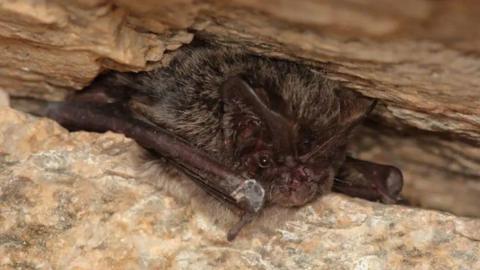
[267,164,325,207]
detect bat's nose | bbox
[284,155,297,168]
[286,165,310,189]
[271,165,318,207]
[288,178,302,190]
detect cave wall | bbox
[1,1,480,268]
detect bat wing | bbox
[45,100,265,240]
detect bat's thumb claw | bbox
[230,179,265,213]
[227,179,266,241]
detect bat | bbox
[43,42,404,240]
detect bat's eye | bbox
[258,154,272,168]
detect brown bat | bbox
[44,42,404,240]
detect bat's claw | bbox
[231,179,265,213]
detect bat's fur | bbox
[42,41,404,239]
[95,45,371,154]
[88,44,374,207]
[137,157,309,235]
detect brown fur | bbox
[82,42,374,208]
[96,44,371,157]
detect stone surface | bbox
[1,1,480,268]
[0,90,8,107]
[0,0,193,100]
[1,107,480,269]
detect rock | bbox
[0,0,193,100]
[1,107,479,269]
[1,0,480,267]
[0,90,9,107]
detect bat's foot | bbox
[334,157,405,204]
[377,166,403,204]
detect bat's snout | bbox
[269,164,319,207]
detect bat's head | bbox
[256,150,336,207]
[235,120,347,207]
[223,76,374,207]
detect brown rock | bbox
[0,0,193,100]
[1,107,479,269]
[1,1,480,268]
[0,90,9,107]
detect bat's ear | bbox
[336,89,376,130]
[221,76,297,155]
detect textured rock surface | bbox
[1,1,480,268]
[1,108,480,269]
[0,0,193,100]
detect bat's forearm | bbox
[46,101,265,239]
